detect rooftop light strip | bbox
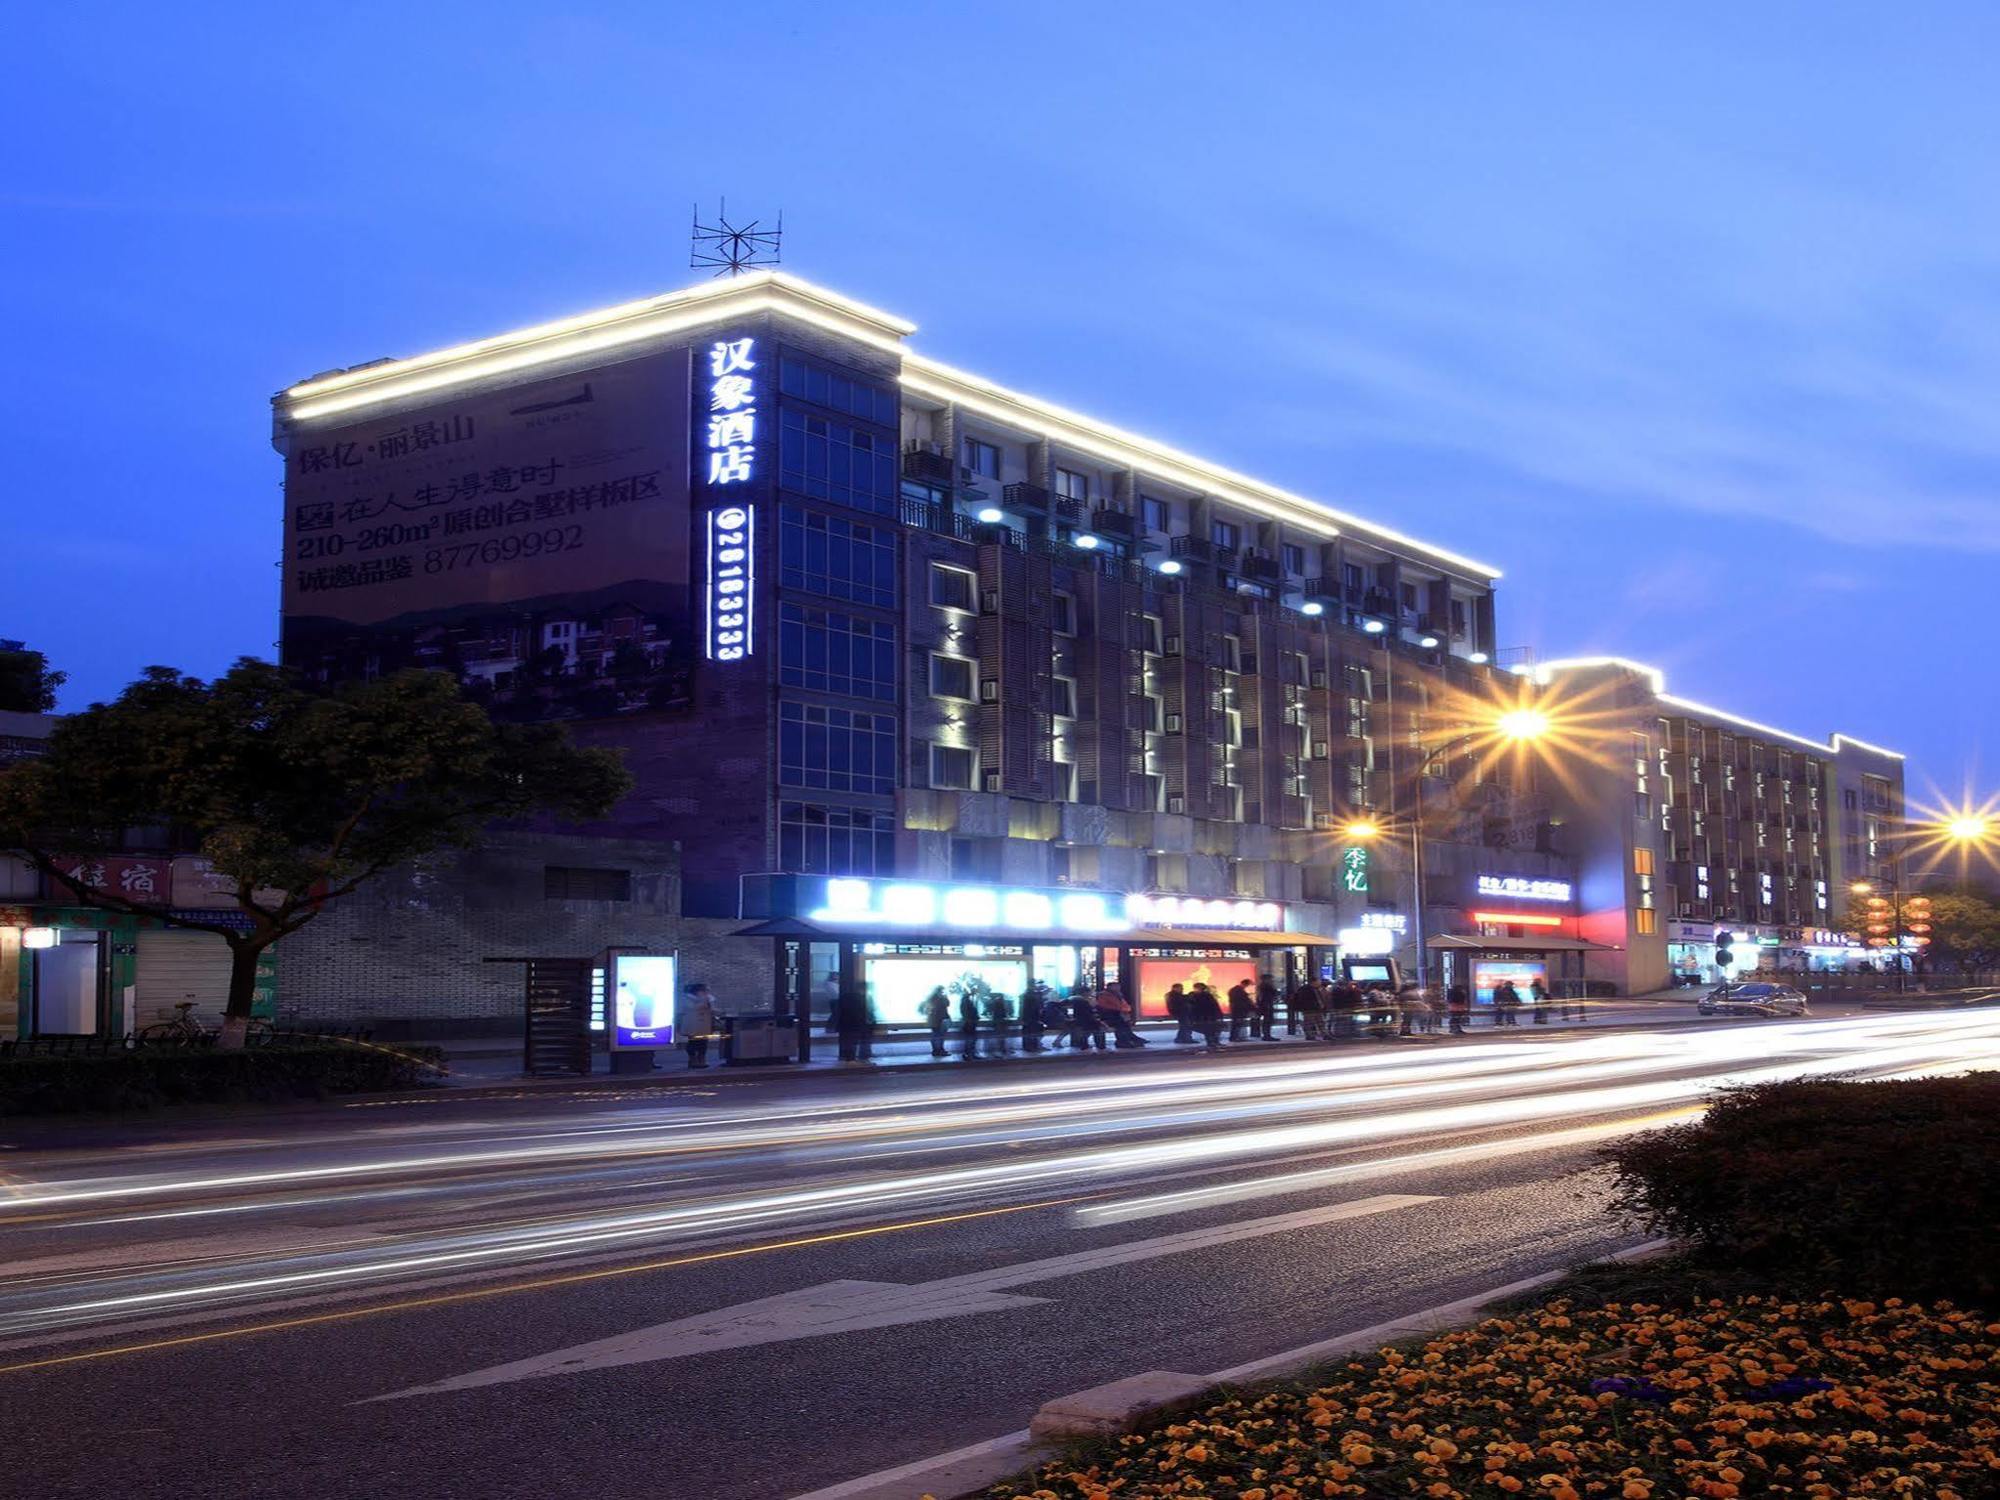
[899,356,1503,577]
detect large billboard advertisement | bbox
[1471,958,1547,1007]
[1130,953,1259,1018]
[611,953,678,1048]
[282,351,695,721]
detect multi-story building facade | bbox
[271,272,1565,1031]
[1528,659,1905,991]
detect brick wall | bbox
[274,832,774,1035]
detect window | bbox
[543,866,632,901]
[779,356,898,426]
[1342,562,1365,596]
[1051,591,1076,635]
[1141,495,1170,532]
[1050,676,1077,717]
[1450,599,1469,637]
[930,744,976,790]
[1053,467,1089,501]
[1141,614,1164,655]
[1210,518,1241,552]
[779,702,897,794]
[780,603,896,701]
[779,409,897,514]
[1635,908,1658,936]
[1139,695,1162,732]
[929,563,975,610]
[929,653,975,700]
[778,801,895,875]
[1634,848,1655,876]
[779,505,896,609]
[962,438,1001,479]
[1400,582,1419,610]
[1281,543,1306,575]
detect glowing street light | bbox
[1947,814,1992,843]
[1343,819,1381,840]
[1496,708,1550,742]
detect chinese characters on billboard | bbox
[282,351,696,722]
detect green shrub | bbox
[1600,1073,2000,1306]
[0,1043,447,1115]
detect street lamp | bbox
[1850,878,1922,993]
[1345,709,1552,989]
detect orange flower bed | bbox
[985,1296,1999,1499]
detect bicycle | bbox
[135,1002,272,1047]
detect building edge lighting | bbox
[1532,657,1905,761]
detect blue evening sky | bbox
[2,3,1993,806]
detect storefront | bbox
[1664,920,1804,985]
[742,876,1328,1056]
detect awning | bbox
[1426,934,1621,953]
[729,918,1335,948]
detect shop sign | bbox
[1667,920,1714,943]
[1357,911,1407,932]
[1340,845,1369,894]
[702,334,757,663]
[52,855,171,905]
[1475,874,1571,903]
[1338,925,1398,957]
[806,878,1283,935]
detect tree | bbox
[0,644,65,713]
[0,660,632,1046]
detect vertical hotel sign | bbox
[704,335,757,661]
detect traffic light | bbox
[1714,929,1735,968]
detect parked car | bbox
[1698,982,1810,1018]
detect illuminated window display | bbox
[861,948,1030,1025]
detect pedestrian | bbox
[988,987,1014,1056]
[1447,983,1471,1035]
[1530,976,1551,1025]
[835,982,875,1062]
[1042,989,1072,1047]
[1227,978,1254,1042]
[678,982,717,1069]
[1494,979,1520,1027]
[958,989,982,1059]
[1069,987,1106,1051]
[1329,977,1362,1040]
[1097,981,1144,1047]
[1291,977,1325,1040]
[1166,982,1194,1045]
[1188,981,1225,1050]
[1426,987,1448,1034]
[1396,982,1421,1037]
[1019,981,1046,1053]
[1256,974,1280,1041]
[921,984,952,1059]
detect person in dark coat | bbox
[1328,978,1363,1040]
[1068,988,1105,1051]
[1493,980,1521,1026]
[1446,983,1471,1035]
[1019,982,1046,1052]
[987,988,1014,1055]
[1166,983,1193,1045]
[1255,976,1280,1040]
[921,984,952,1058]
[1042,990,1073,1047]
[835,984,875,1062]
[1188,982,1225,1050]
[1290,978,1325,1039]
[958,990,982,1058]
[1530,976,1551,1025]
[1226,978,1254,1042]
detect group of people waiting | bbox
[820,971,1590,1064]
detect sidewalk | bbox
[423,999,1702,1089]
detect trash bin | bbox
[723,1013,798,1066]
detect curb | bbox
[786,1238,1672,1500]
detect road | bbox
[1,1001,1995,1500]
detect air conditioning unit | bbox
[981,589,1000,614]
[980,679,999,703]
[1312,744,1329,760]
[1313,813,1342,831]
[1165,712,1183,734]
[1310,669,1328,689]
[1166,794,1186,815]
[1164,635,1182,656]
[982,770,1001,793]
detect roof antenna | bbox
[691,199,783,277]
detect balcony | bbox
[1240,552,1282,583]
[1091,507,1138,539]
[902,447,953,484]
[1003,481,1050,515]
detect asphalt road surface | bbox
[3,1001,1996,1500]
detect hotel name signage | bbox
[703,335,757,662]
[807,879,1285,935]
[1475,874,1572,904]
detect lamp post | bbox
[1345,706,1549,990]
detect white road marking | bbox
[368,1192,1437,1398]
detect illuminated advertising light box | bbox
[1131,954,1260,1019]
[1344,960,1396,988]
[1474,875,1572,904]
[1471,958,1547,1007]
[863,955,1029,1027]
[611,953,678,1048]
